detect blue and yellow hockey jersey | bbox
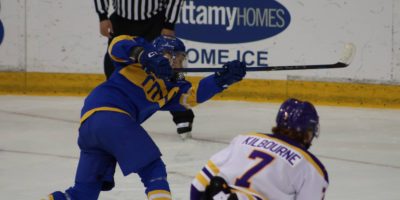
[80,35,224,124]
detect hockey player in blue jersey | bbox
[191,98,328,200]
[46,35,246,200]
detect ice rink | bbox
[1,95,399,200]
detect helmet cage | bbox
[161,50,187,69]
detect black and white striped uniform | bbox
[94,0,183,30]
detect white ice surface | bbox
[0,96,399,200]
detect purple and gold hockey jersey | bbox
[80,35,224,123]
[191,133,329,200]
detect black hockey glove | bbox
[215,60,246,88]
[202,176,238,200]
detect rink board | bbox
[1,71,399,109]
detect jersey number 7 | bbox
[235,150,275,188]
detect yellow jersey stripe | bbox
[108,35,136,63]
[207,160,220,174]
[80,107,131,124]
[150,198,171,200]
[195,173,209,187]
[147,190,172,200]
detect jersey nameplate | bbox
[242,136,303,167]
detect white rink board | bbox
[0,0,399,83]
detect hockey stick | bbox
[176,43,356,72]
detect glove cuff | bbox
[214,72,230,89]
[129,46,145,63]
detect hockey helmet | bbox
[276,98,320,138]
[152,35,187,69]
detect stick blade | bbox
[339,43,356,65]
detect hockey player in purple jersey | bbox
[191,98,329,200]
[46,35,246,200]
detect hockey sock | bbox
[138,158,171,199]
